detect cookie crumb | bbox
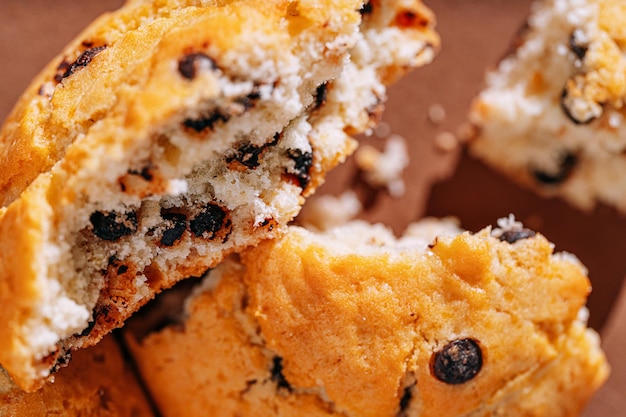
[355,134,409,197]
[374,121,392,138]
[298,191,362,231]
[427,103,446,125]
[434,131,458,152]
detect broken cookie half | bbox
[125,217,608,417]
[468,0,626,212]
[0,0,438,391]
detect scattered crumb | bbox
[374,121,392,138]
[434,131,458,152]
[427,103,446,125]
[355,134,409,197]
[298,191,363,231]
[455,122,477,143]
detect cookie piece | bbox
[0,335,154,416]
[0,0,439,391]
[468,0,626,212]
[125,217,608,417]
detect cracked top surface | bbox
[126,219,608,417]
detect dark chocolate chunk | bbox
[398,384,413,415]
[183,111,230,132]
[234,88,262,111]
[178,52,217,80]
[160,210,187,246]
[49,350,72,375]
[359,2,372,15]
[569,29,588,60]
[270,356,292,391]
[90,210,138,241]
[314,82,328,110]
[286,148,313,189]
[531,151,578,185]
[561,76,602,125]
[61,46,107,80]
[227,143,265,169]
[190,204,227,238]
[499,228,536,243]
[128,166,154,181]
[431,338,483,385]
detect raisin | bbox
[61,45,107,80]
[190,204,227,238]
[160,210,187,246]
[178,52,217,80]
[431,338,483,384]
[531,152,578,185]
[499,229,536,243]
[90,210,138,241]
[183,111,230,132]
[270,356,292,391]
[286,149,313,189]
[314,83,328,110]
[569,29,588,60]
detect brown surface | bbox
[0,336,155,416]
[0,0,624,415]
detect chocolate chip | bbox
[190,204,227,238]
[270,356,292,391]
[90,210,138,241]
[531,151,578,185]
[359,2,372,15]
[128,167,154,181]
[286,149,313,189]
[398,384,413,414]
[160,210,187,246]
[227,143,265,169]
[314,83,328,110]
[117,265,129,274]
[569,29,588,60]
[49,350,72,375]
[178,52,217,80]
[234,88,262,112]
[183,111,230,132]
[78,319,97,337]
[61,46,107,80]
[499,228,536,243]
[431,338,483,384]
[561,76,602,124]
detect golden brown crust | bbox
[0,336,154,417]
[126,221,608,417]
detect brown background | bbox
[0,0,623,414]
